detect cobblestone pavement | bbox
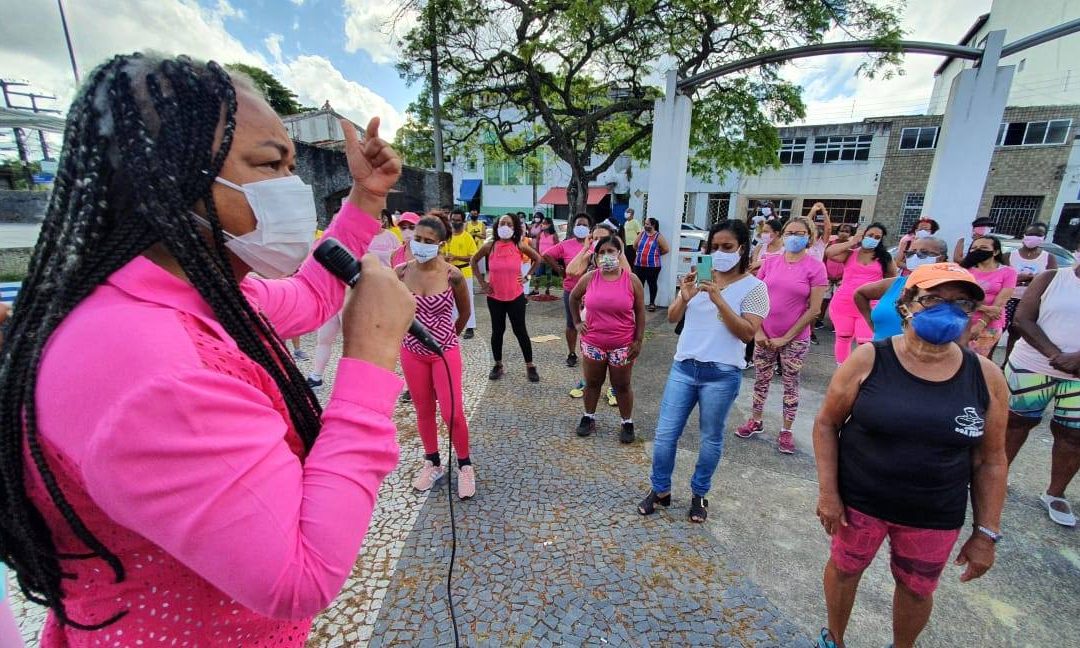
[370,298,808,648]
[10,292,1078,647]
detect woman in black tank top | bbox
[810,262,1010,648]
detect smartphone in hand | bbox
[696,253,712,283]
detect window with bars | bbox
[778,137,807,164]
[682,193,692,219]
[811,135,872,163]
[899,192,925,233]
[801,199,863,227]
[987,195,1043,236]
[899,127,938,150]
[996,119,1072,146]
[746,198,793,221]
[707,193,731,224]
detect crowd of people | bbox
[0,54,1076,648]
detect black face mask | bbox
[453,222,465,231]
[470,214,478,221]
[964,249,995,265]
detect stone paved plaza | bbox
[9,292,1079,647]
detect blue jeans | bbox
[650,359,742,497]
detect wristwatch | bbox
[976,525,1002,543]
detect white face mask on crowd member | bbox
[192,175,317,279]
[410,240,440,263]
[711,249,741,272]
[497,225,514,240]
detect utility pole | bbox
[428,1,445,173]
[57,0,80,84]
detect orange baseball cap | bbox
[907,262,985,300]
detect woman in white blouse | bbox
[638,219,770,523]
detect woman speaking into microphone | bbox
[0,54,415,646]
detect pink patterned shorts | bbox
[831,507,960,597]
[580,341,633,367]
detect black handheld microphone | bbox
[314,237,444,356]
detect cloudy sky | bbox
[1,0,991,159]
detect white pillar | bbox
[646,70,693,307]
[922,30,1014,256]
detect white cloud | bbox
[290,0,305,5]
[780,0,992,125]
[342,1,417,65]
[275,55,405,137]
[0,0,403,153]
[292,17,301,31]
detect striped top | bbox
[635,233,662,268]
[403,286,458,356]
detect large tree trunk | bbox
[566,171,588,217]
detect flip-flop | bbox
[1039,493,1077,527]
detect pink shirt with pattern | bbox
[31,202,402,646]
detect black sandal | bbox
[689,495,709,523]
[526,366,540,383]
[637,490,672,516]
[488,364,504,381]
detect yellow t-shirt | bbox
[445,231,479,278]
[389,225,403,242]
[465,220,486,244]
[622,218,643,244]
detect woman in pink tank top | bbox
[568,235,646,443]
[471,213,543,382]
[825,222,897,364]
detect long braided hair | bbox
[0,53,322,628]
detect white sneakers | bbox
[412,460,476,500]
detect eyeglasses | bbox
[913,294,979,314]
[905,249,940,258]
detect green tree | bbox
[225,63,314,116]
[393,85,436,168]
[0,160,42,190]
[396,0,902,214]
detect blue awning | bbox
[458,179,482,201]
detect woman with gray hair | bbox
[855,236,948,340]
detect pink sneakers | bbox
[457,465,476,500]
[735,419,764,439]
[412,460,445,491]
[777,430,796,454]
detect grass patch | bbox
[0,272,26,283]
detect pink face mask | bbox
[1022,235,1044,249]
[972,226,992,236]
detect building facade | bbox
[873,105,1080,237]
[929,0,1080,114]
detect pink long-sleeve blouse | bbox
[27,202,401,647]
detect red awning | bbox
[537,186,609,205]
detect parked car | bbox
[888,237,1075,267]
[679,231,707,251]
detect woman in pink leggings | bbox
[397,214,476,498]
[825,222,896,364]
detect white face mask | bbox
[410,240,440,263]
[497,225,515,240]
[914,229,932,239]
[400,228,416,242]
[202,175,316,279]
[573,225,590,239]
[711,249,741,272]
[905,254,939,271]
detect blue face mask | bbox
[861,236,881,250]
[909,303,969,345]
[783,235,810,253]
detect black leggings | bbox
[634,266,661,305]
[487,294,533,363]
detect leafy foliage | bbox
[396,0,903,210]
[225,63,314,116]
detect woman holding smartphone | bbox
[638,220,770,523]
